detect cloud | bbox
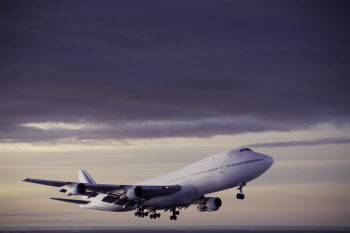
[247,137,350,148]
[0,117,309,143]
[20,122,105,130]
[0,1,349,143]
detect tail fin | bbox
[78,169,96,184]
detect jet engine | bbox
[198,197,222,212]
[125,186,143,200]
[65,183,86,196]
[206,197,222,211]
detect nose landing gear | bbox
[236,182,246,200]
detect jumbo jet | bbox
[22,147,274,221]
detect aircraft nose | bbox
[264,154,274,168]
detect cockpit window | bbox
[240,148,252,152]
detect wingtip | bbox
[19,178,28,182]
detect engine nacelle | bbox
[205,197,222,211]
[65,183,86,196]
[125,186,143,200]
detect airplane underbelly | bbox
[144,185,199,207]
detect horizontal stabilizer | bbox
[50,197,90,205]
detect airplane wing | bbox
[22,178,67,187]
[50,197,91,204]
[22,178,181,199]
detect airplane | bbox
[22,147,274,221]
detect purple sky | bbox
[1,0,349,143]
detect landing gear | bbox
[134,211,144,218]
[236,182,246,200]
[134,206,160,220]
[150,212,161,219]
[170,208,180,220]
[236,193,245,200]
[134,206,147,218]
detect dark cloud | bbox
[1,1,349,142]
[247,137,350,148]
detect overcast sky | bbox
[1,0,350,228]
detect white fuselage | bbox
[81,148,274,211]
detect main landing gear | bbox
[134,206,161,220]
[236,182,246,200]
[134,206,148,218]
[134,206,181,221]
[150,211,161,219]
[134,211,148,218]
[170,209,180,221]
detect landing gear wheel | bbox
[145,212,148,217]
[157,213,161,218]
[134,212,138,216]
[236,182,246,200]
[170,208,180,220]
